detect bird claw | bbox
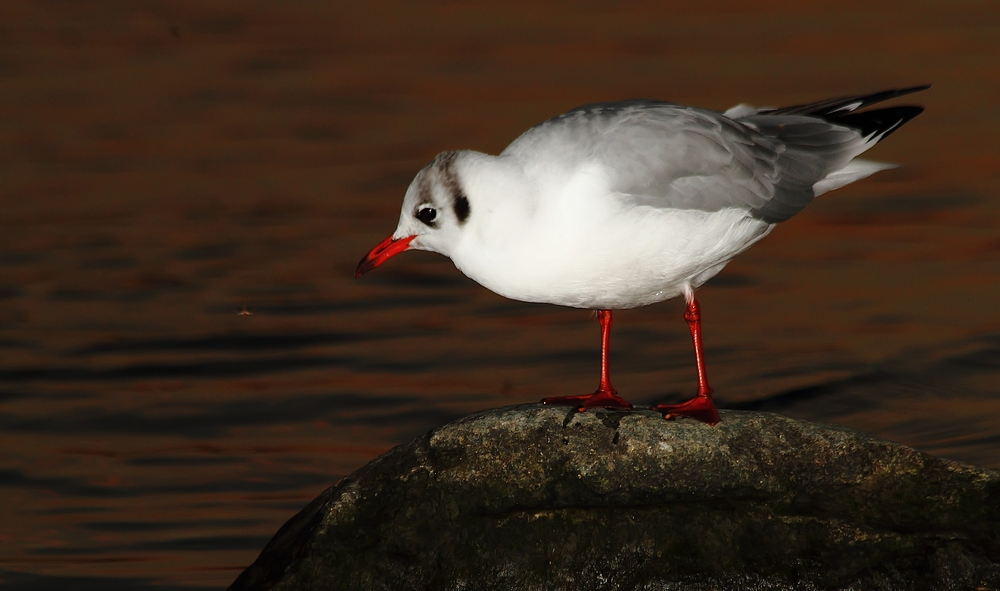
[653,395,720,425]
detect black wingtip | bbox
[772,85,931,117]
[766,85,930,143]
[828,104,925,142]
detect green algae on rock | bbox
[229,405,1000,591]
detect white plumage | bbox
[356,86,927,423]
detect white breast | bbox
[449,163,773,310]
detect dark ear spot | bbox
[435,151,471,225]
[453,194,470,223]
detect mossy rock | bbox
[229,405,1000,591]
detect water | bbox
[0,1,998,588]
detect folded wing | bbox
[505,87,927,223]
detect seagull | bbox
[355,86,928,425]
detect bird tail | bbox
[794,87,928,195]
[728,86,929,221]
[812,159,896,196]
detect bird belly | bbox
[452,204,772,310]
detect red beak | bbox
[355,235,416,278]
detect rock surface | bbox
[229,405,1000,591]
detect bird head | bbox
[355,151,473,278]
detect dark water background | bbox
[0,1,998,588]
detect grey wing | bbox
[505,101,866,223]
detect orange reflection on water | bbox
[0,0,998,588]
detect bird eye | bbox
[416,207,437,225]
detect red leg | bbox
[542,310,633,411]
[653,296,720,425]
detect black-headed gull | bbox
[356,86,928,424]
